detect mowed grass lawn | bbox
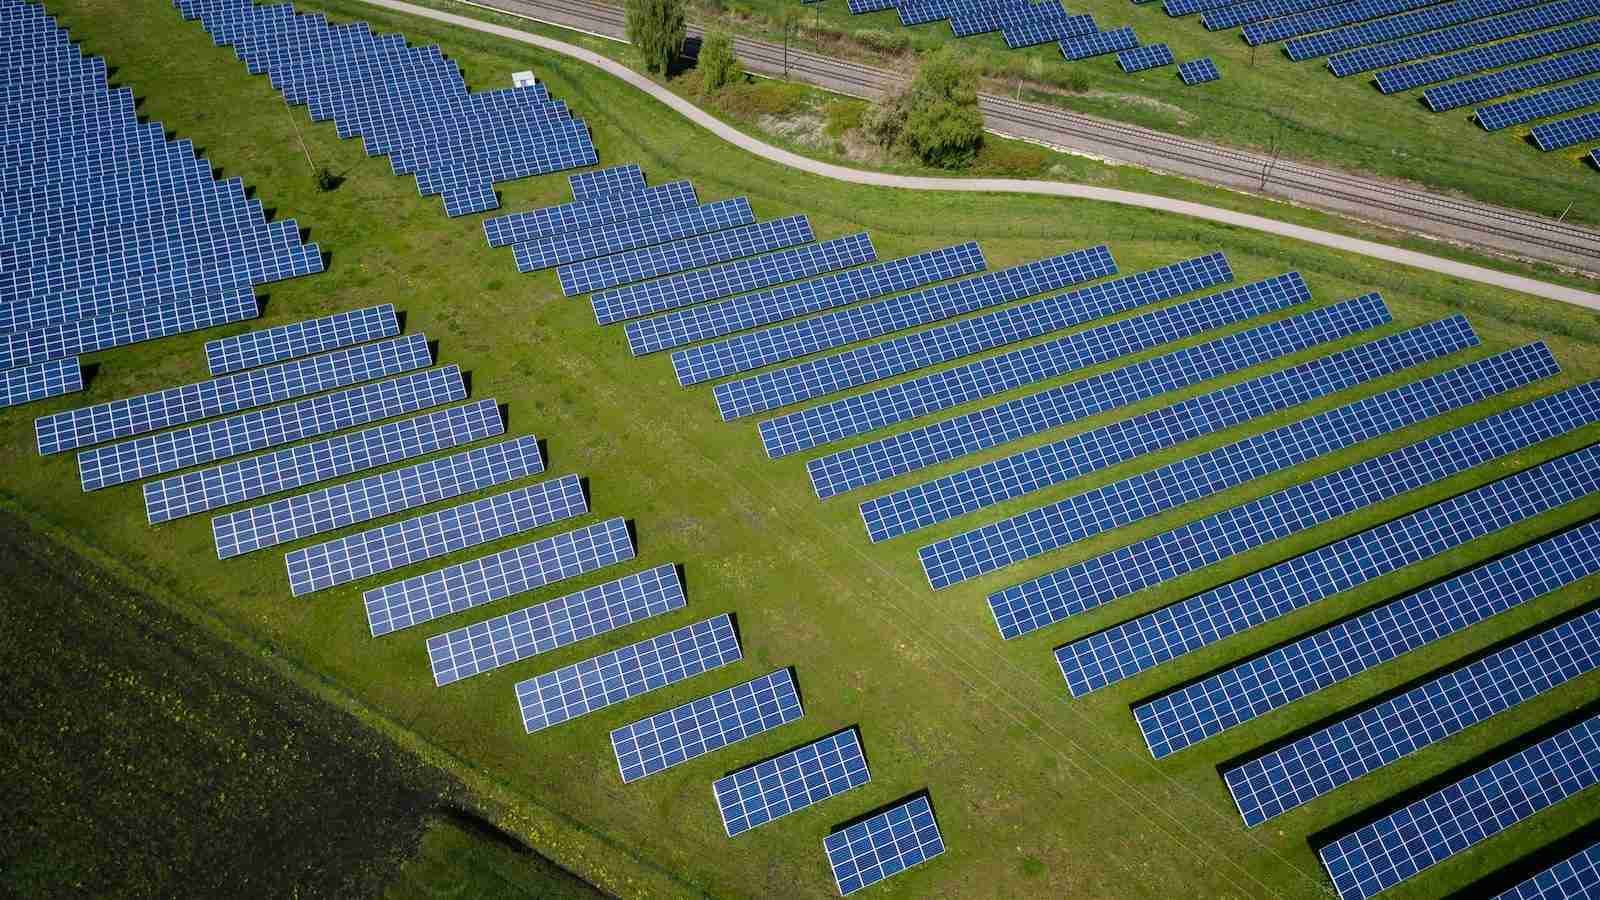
[7,1,1600,897]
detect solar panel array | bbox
[483,180,698,248]
[512,198,755,273]
[1280,0,1551,59]
[1003,12,1101,48]
[1060,26,1139,59]
[824,795,946,896]
[1128,448,1600,758]
[173,0,597,215]
[367,516,635,637]
[1475,76,1600,130]
[204,304,397,376]
[611,668,803,782]
[560,215,816,296]
[211,421,529,559]
[286,473,585,597]
[863,316,1478,543]
[1533,110,1600,150]
[737,253,1241,431]
[1224,605,1600,827]
[569,164,644,203]
[1422,48,1600,111]
[1118,43,1176,72]
[1,357,82,410]
[1325,0,1600,77]
[1200,0,1331,29]
[714,730,872,837]
[1319,712,1600,900]
[427,564,684,687]
[1178,57,1221,84]
[516,613,741,733]
[1,284,262,371]
[1495,843,1600,900]
[1375,20,1600,93]
[925,328,1531,593]
[807,293,1389,501]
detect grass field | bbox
[7,0,1600,897]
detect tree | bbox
[865,47,983,169]
[698,30,741,95]
[626,0,687,75]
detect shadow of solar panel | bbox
[935,336,1546,593]
[516,612,739,733]
[1134,494,1600,758]
[1533,109,1600,149]
[1,285,259,371]
[1033,366,1596,657]
[568,164,645,203]
[626,242,986,357]
[204,304,398,376]
[1476,75,1600,129]
[1,356,81,409]
[879,315,1477,544]
[80,364,463,492]
[1319,712,1600,900]
[807,293,1388,501]
[715,730,871,837]
[824,795,945,895]
[367,516,634,636]
[38,334,430,456]
[1178,57,1221,84]
[592,233,877,326]
[1225,606,1600,827]
[426,564,683,686]
[1325,0,1600,74]
[612,669,803,783]
[673,246,1114,386]
[560,215,815,296]
[1378,22,1600,93]
[1494,842,1600,900]
[1060,26,1138,58]
[483,180,697,248]
[287,472,585,597]
[1118,43,1175,72]
[738,253,1237,428]
[513,198,753,272]
[1285,0,1553,59]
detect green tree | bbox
[626,0,687,75]
[897,47,984,168]
[698,30,741,95]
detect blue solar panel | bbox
[1476,76,1600,130]
[1118,43,1175,72]
[79,365,464,492]
[1003,13,1099,47]
[611,669,803,783]
[1424,50,1600,112]
[848,0,897,11]
[1495,843,1600,900]
[824,795,946,896]
[1593,147,1600,168]
[1247,0,1442,45]
[568,164,646,203]
[560,215,815,296]
[1197,0,1331,28]
[286,473,586,597]
[864,316,1477,544]
[738,253,1240,429]
[1319,711,1600,900]
[1060,26,1138,59]
[715,730,872,838]
[427,564,684,687]
[37,334,430,456]
[367,516,635,637]
[1,286,260,371]
[626,242,987,357]
[808,293,1389,501]
[482,180,698,248]
[1165,0,1234,18]
[1533,109,1600,150]
[1133,490,1600,760]
[1376,21,1600,93]
[1325,0,1600,75]
[1178,57,1220,84]
[1,356,81,409]
[592,233,877,325]
[516,613,740,733]
[1007,361,1591,644]
[1225,606,1600,827]
[212,426,532,559]
[1285,0,1554,60]
[512,198,753,272]
[673,247,1116,386]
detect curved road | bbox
[364,0,1600,307]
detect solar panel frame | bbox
[714,730,872,838]
[0,355,81,409]
[824,795,946,896]
[559,215,816,297]
[610,668,803,783]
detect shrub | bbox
[867,47,983,169]
[625,0,686,75]
[312,165,340,191]
[852,28,910,54]
[698,30,742,94]
[825,100,865,138]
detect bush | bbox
[852,28,910,54]
[312,165,340,191]
[825,100,865,138]
[625,0,686,75]
[698,30,742,94]
[866,46,983,169]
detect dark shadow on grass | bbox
[79,361,101,393]
[1445,819,1600,898]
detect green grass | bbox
[8,1,1600,897]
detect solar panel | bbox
[1008,362,1593,644]
[592,233,877,326]
[737,253,1241,429]
[1476,76,1600,130]
[1003,13,1099,48]
[1320,711,1600,900]
[1533,110,1600,150]
[625,242,987,357]
[715,730,872,838]
[1225,606,1600,827]
[1132,470,1600,755]
[863,316,1478,543]
[1325,0,1600,76]
[512,198,753,272]
[79,365,464,492]
[1284,0,1553,60]
[367,516,635,637]
[807,293,1389,501]
[209,414,522,558]
[673,246,1116,386]
[824,795,946,896]
[1,286,260,371]
[1494,843,1600,900]
[1,356,82,409]
[286,473,585,596]
[1426,49,1600,112]
[516,612,741,733]
[1250,0,1450,46]
[611,668,803,783]
[1377,20,1600,93]
[427,564,684,687]
[37,334,430,456]
[1118,43,1175,72]
[1593,147,1600,168]
[568,164,646,203]
[482,180,698,248]
[1059,26,1138,59]
[1178,57,1221,84]
[560,215,816,297]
